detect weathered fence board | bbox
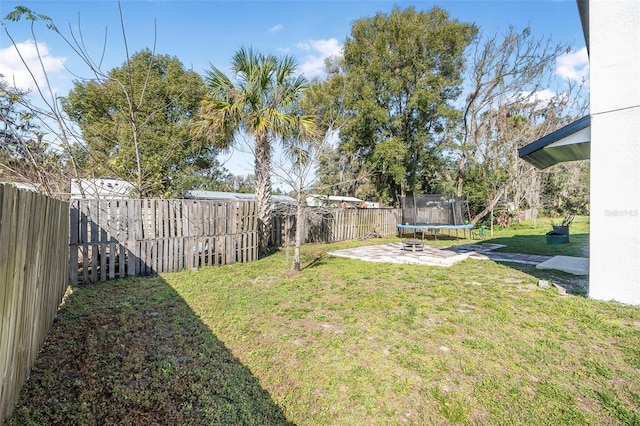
[70,200,398,284]
[69,199,259,284]
[271,207,401,246]
[0,185,69,423]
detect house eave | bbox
[518,115,591,169]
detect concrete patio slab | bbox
[329,242,470,267]
[479,252,553,265]
[536,255,590,275]
[328,242,558,269]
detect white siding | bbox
[588,0,640,304]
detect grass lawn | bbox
[485,215,590,258]
[413,216,590,258]
[8,218,640,425]
[478,216,590,297]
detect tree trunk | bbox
[470,184,508,225]
[456,153,466,197]
[293,203,304,272]
[254,134,272,253]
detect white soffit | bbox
[547,125,591,149]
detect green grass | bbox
[482,216,590,258]
[9,218,640,425]
[400,216,589,258]
[7,277,291,426]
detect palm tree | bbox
[192,47,315,252]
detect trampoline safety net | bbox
[401,194,469,226]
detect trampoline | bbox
[397,223,474,241]
[398,194,476,249]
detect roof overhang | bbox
[576,0,590,55]
[518,115,591,169]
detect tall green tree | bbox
[63,49,224,197]
[308,59,373,199]
[541,161,590,219]
[322,6,476,205]
[192,47,315,251]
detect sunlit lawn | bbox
[9,217,640,425]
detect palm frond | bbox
[276,55,298,84]
[194,46,317,178]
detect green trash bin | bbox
[546,231,569,244]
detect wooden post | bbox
[69,202,79,285]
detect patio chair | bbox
[472,225,486,240]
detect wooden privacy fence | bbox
[69,199,258,285]
[0,185,69,423]
[325,208,400,241]
[70,201,398,284]
[271,207,401,245]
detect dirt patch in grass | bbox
[503,262,589,296]
[7,277,291,426]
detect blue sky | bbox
[1,0,588,177]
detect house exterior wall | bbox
[588,0,640,304]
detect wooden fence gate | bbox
[69,199,258,285]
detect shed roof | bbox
[70,178,135,199]
[184,190,295,205]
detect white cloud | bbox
[296,38,342,78]
[268,24,283,33]
[521,88,559,103]
[556,47,589,83]
[297,38,341,57]
[504,88,568,112]
[0,40,67,92]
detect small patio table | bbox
[401,239,424,252]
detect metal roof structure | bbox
[518,115,591,169]
[70,178,135,199]
[184,190,296,205]
[306,194,366,207]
